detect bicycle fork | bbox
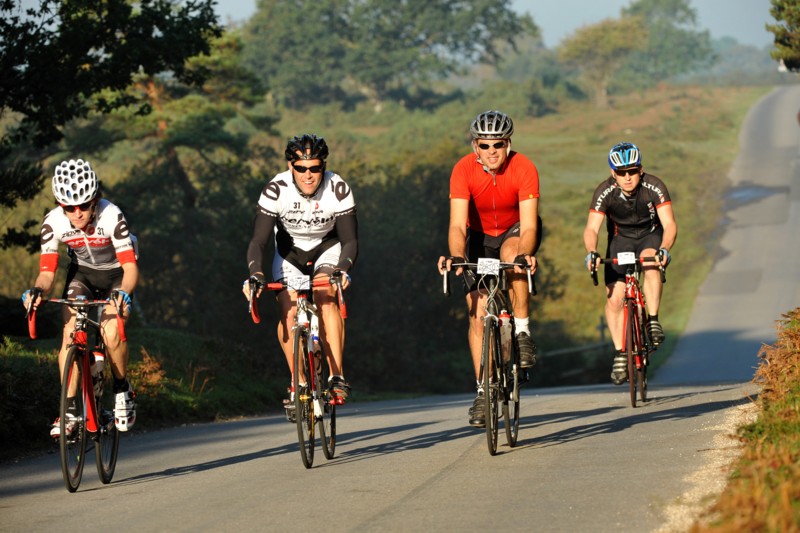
[70,331,101,433]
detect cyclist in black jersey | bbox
[583,142,677,385]
[244,134,358,410]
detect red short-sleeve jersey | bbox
[449,151,540,237]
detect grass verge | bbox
[694,308,800,531]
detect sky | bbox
[216,0,776,50]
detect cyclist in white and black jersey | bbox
[583,142,677,385]
[245,134,357,410]
[22,159,139,435]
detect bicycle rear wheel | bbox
[314,350,336,459]
[94,366,119,484]
[60,346,88,492]
[502,330,520,447]
[482,319,499,455]
[625,301,638,408]
[293,327,315,468]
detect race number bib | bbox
[616,252,636,265]
[476,258,500,276]
[286,275,311,291]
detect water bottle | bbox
[310,314,322,378]
[91,350,105,397]
[310,313,321,350]
[499,310,512,362]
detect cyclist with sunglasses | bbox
[245,134,357,417]
[438,110,541,428]
[22,159,139,435]
[583,142,677,385]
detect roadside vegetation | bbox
[694,308,800,531]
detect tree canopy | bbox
[0,0,221,249]
[767,0,800,71]
[558,17,647,109]
[619,0,713,85]
[241,0,538,109]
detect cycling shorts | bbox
[604,231,662,286]
[272,242,341,284]
[460,222,521,294]
[61,264,126,322]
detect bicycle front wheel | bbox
[293,327,315,468]
[95,366,119,484]
[317,348,336,460]
[482,320,499,456]
[502,333,520,448]
[60,346,88,492]
[625,301,638,408]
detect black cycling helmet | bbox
[469,110,514,139]
[285,134,329,162]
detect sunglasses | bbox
[293,163,324,174]
[477,141,506,150]
[61,201,93,213]
[615,167,641,177]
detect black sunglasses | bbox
[615,167,641,177]
[477,141,506,150]
[61,201,93,213]
[293,163,324,174]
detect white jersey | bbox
[256,169,356,252]
[40,199,137,272]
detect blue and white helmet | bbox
[608,142,641,170]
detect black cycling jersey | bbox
[589,173,671,240]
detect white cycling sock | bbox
[515,316,530,335]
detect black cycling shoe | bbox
[329,376,351,401]
[610,353,628,385]
[648,319,665,346]
[516,332,537,368]
[468,391,486,427]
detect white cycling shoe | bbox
[50,413,78,439]
[114,388,137,432]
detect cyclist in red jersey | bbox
[583,142,677,385]
[22,159,139,434]
[438,110,540,428]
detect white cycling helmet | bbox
[469,110,514,139]
[52,159,98,205]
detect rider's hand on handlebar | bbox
[243,273,265,301]
[21,287,44,312]
[513,253,536,274]
[585,251,600,272]
[110,289,132,315]
[331,269,351,290]
[438,256,465,276]
[657,248,671,268]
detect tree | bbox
[100,30,280,336]
[767,0,800,71]
[558,17,647,109]
[0,0,221,249]
[619,0,713,85]
[241,0,538,109]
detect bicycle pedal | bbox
[330,396,345,406]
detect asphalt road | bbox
[0,384,756,532]
[655,84,800,385]
[1,85,797,532]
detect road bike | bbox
[248,274,347,468]
[27,295,126,492]
[442,258,533,455]
[591,252,664,407]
